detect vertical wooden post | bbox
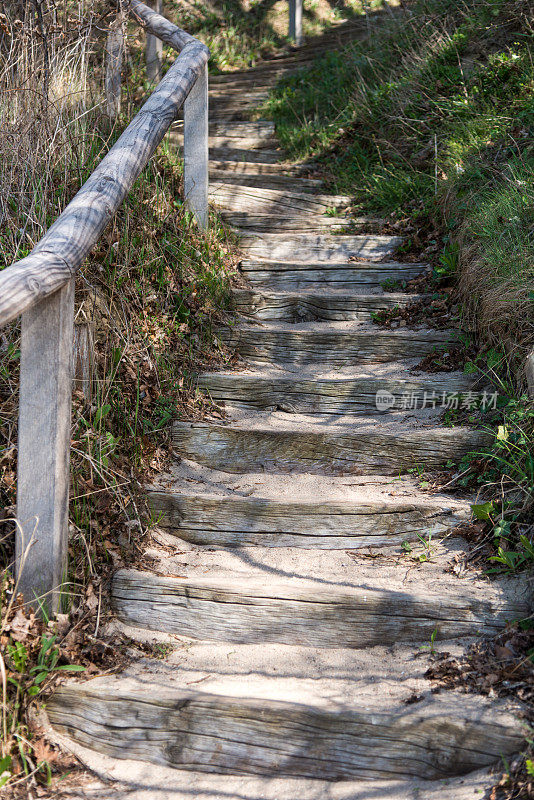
[184,62,209,230]
[289,0,303,46]
[105,11,126,121]
[145,0,163,83]
[73,321,94,405]
[16,281,74,613]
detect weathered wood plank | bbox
[175,120,276,137]
[241,233,401,262]
[172,419,491,475]
[223,214,357,232]
[170,131,277,150]
[148,490,471,548]
[210,173,324,193]
[111,569,527,647]
[184,61,209,229]
[0,0,209,327]
[197,370,477,412]
[239,260,427,289]
[73,321,94,403]
[208,147,284,164]
[209,160,310,176]
[16,281,74,611]
[218,323,452,365]
[48,680,522,780]
[231,289,423,320]
[104,11,126,120]
[289,0,303,45]
[144,0,163,82]
[222,214,384,232]
[209,185,351,215]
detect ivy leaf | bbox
[471,501,494,520]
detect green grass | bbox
[264,0,534,363]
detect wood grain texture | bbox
[197,371,477,413]
[239,260,427,289]
[231,288,426,321]
[183,61,209,229]
[207,147,284,163]
[16,281,74,611]
[148,490,471,548]
[0,0,209,327]
[174,120,275,137]
[289,0,303,45]
[209,185,351,215]
[47,681,523,780]
[218,324,452,365]
[105,12,126,120]
[172,420,491,475]
[73,322,94,403]
[211,173,323,193]
[111,569,528,647]
[222,214,383,233]
[241,233,401,262]
[144,0,163,82]
[209,159,311,175]
[171,132,278,150]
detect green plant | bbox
[434,242,459,283]
[419,626,439,655]
[401,532,435,563]
[7,634,85,698]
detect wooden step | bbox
[170,131,277,150]
[110,566,527,646]
[48,662,523,780]
[197,365,478,412]
[178,98,267,121]
[240,259,428,289]
[208,147,283,164]
[218,321,452,365]
[172,413,490,475]
[207,90,269,103]
[241,232,400,262]
[210,171,324,193]
[231,288,424,320]
[209,159,311,176]
[223,213,375,233]
[174,120,276,138]
[148,465,472,548]
[209,184,351,215]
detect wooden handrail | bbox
[6,0,210,610]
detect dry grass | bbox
[0,0,107,264]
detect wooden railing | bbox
[289,0,303,47]
[0,0,210,611]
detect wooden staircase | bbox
[47,22,529,799]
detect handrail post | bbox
[16,281,75,612]
[105,10,126,120]
[183,62,209,230]
[145,0,163,82]
[289,0,303,46]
